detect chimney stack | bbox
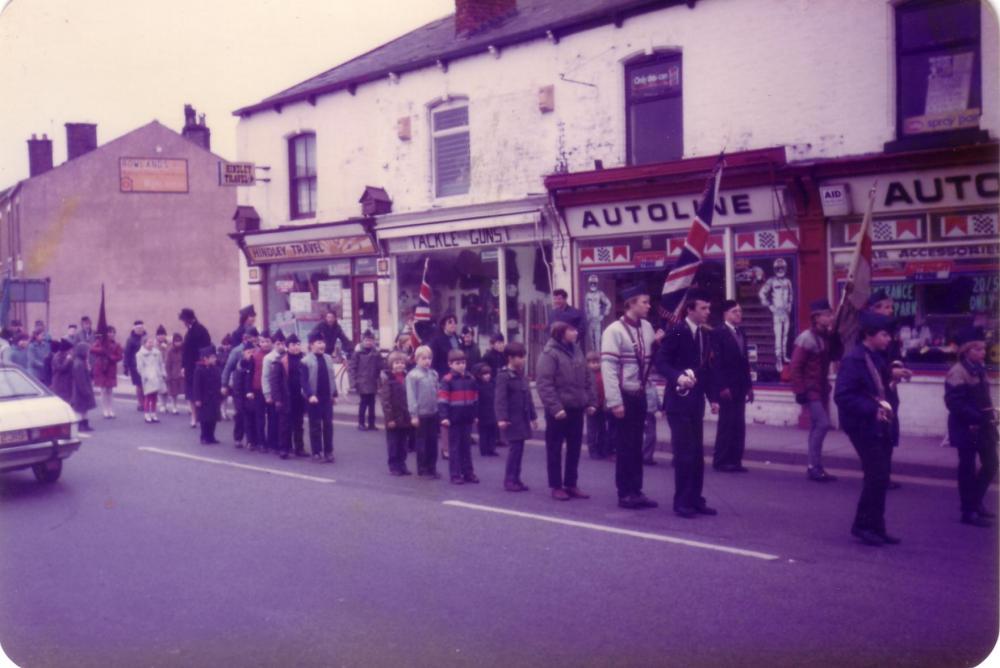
[181,104,212,151]
[65,123,98,161]
[27,134,54,177]
[455,0,516,36]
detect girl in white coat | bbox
[136,336,167,423]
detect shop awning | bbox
[374,196,549,240]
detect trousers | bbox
[358,393,376,428]
[415,415,440,475]
[308,400,334,456]
[667,409,706,511]
[448,421,475,480]
[387,428,412,473]
[614,392,647,499]
[958,433,999,514]
[847,427,891,533]
[713,393,747,468]
[544,407,584,489]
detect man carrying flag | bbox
[653,156,724,518]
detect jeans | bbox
[958,433,999,514]
[415,415,440,475]
[807,399,832,470]
[232,394,245,443]
[479,423,498,455]
[243,394,259,447]
[505,440,525,483]
[308,400,334,457]
[358,393,376,428]
[387,428,411,472]
[545,407,584,489]
[448,421,475,480]
[586,409,609,458]
[847,428,891,533]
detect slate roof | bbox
[233,0,689,116]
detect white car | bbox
[0,364,81,483]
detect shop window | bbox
[288,133,317,219]
[266,258,357,352]
[396,244,552,373]
[431,101,470,198]
[625,52,683,165]
[894,0,982,140]
[734,254,797,384]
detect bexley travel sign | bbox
[219,162,256,186]
[564,187,781,238]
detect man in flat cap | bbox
[945,326,998,527]
[654,287,717,518]
[789,298,838,482]
[834,311,900,546]
[864,289,910,489]
[709,300,753,473]
[601,283,658,509]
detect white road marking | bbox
[442,500,782,561]
[137,446,336,484]
[78,433,92,439]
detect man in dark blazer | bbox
[654,288,717,518]
[179,308,212,427]
[834,311,899,546]
[709,300,754,472]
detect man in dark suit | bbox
[834,311,899,546]
[709,300,754,472]
[654,288,716,519]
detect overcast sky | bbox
[0,0,454,186]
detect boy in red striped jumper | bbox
[438,349,479,484]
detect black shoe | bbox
[280,453,290,460]
[618,495,643,509]
[878,532,901,545]
[400,469,412,476]
[977,506,996,519]
[808,467,837,482]
[695,505,718,516]
[642,459,658,466]
[634,494,659,509]
[887,480,902,490]
[851,527,885,545]
[674,506,698,519]
[962,513,992,527]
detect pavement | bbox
[112,379,957,481]
[0,399,997,667]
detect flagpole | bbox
[836,180,877,319]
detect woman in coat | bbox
[70,341,96,431]
[50,339,75,404]
[136,336,167,423]
[91,326,124,419]
[535,321,596,501]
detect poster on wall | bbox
[317,280,342,304]
[734,255,797,384]
[289,291,312,314]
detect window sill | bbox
[883,128,991,154]
[289,213,316,221]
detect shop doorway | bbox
[352,276,379,341]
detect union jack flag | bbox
[414,257,432,322]
[661,155,725,316]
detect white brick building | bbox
[231,0,999,436]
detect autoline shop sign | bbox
[565,187,780,238]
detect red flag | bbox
[414,257,431,322]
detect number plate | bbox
[0,430,27,445]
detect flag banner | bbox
[835,182,877,354]
[97,284,108,340]
[660,155,725,316]
[414,257,432,322]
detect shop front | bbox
[376,198,553,371]
[819,157,999,436]
[234,220,383,350]
[546,148,822,427]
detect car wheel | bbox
[32,460,62,484]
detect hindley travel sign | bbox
[564,187,781,238]
[245,235,377,264]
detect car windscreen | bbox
[0,368,46,399]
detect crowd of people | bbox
[2,286,995,546]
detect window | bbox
[625,53,683,165]
[896,0,981,138]
[288,133,317,219]
[431,102,470,197]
